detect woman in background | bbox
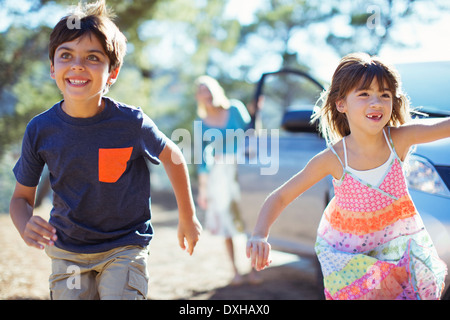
[195,75,260,285]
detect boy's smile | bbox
[67,78,89,86]
[50,34,119,117]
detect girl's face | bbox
[337,77,393,135]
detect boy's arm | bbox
[10,182,57,250]
[159,140,202,255]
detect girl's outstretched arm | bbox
[393,117,450,160]
[246,148,337,271]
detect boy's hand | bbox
[10,182,57,251]
[246,236,272,271]
[177,216,202,255]
[22,216,57,250]
[159,141,202,255]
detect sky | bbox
[0,0,65,32]
[224,0,264,25]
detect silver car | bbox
[238,64,450,299]
[398,61,450,299]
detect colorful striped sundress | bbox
[315,128,447,300]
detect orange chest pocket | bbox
[98,147,133,183]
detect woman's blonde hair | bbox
[195,75,230,118]
[312,52,412,145]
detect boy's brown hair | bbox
[48,0,127,72]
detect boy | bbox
[9,0,202,300]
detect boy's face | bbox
[50,34,119,105]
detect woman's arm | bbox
[196,172,208,210]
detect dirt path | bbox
[0,192,322,300]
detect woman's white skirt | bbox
[204,162,244,237]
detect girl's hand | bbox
[246,236,272,271]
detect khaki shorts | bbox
[45,244,149,300]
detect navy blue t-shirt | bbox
[13,97,167,253]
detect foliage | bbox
[0,145,20,213]
[2,0,447,150]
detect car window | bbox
[258,72,323,132]
[396,61,450,114]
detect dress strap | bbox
[383,128,393,153]
[342,136,348,167]
[329,144,344,169]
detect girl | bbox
[246,52,449,300]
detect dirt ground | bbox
[0,191,322,300]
